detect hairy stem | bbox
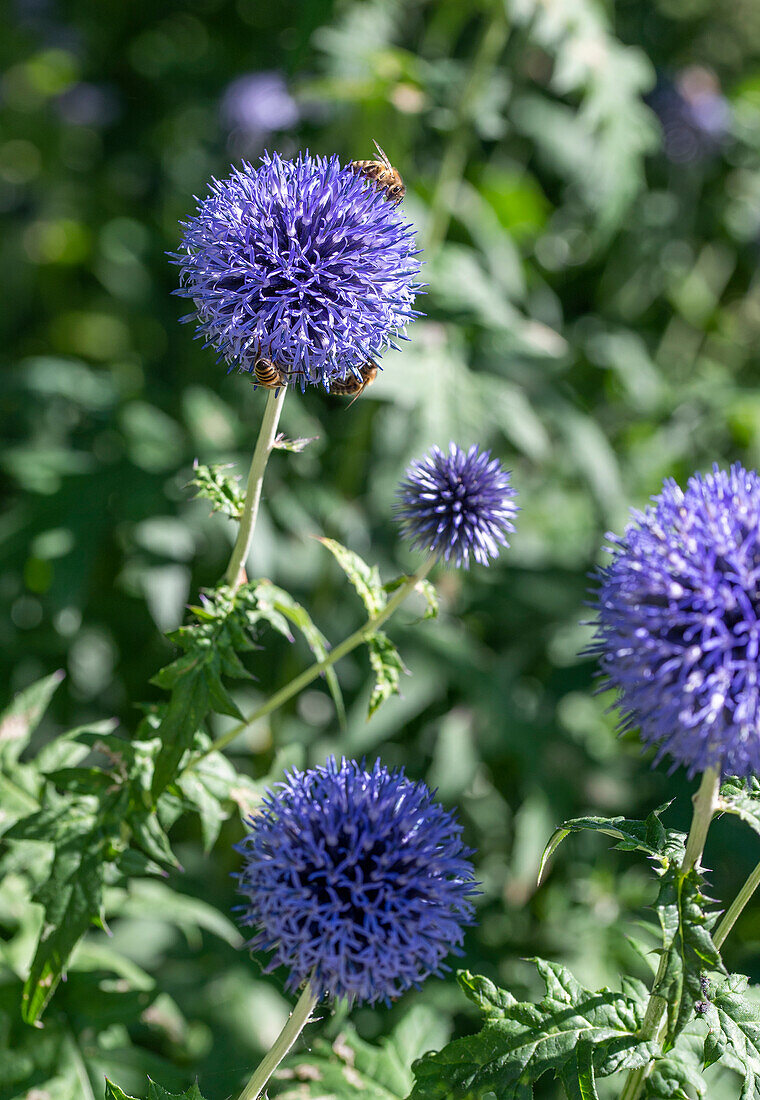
[425,4,509,253]
[198,556,436,761]
[225,386,287,591]
[236,982,319,1100]
[714,858,760,949]
[619,765,721,1100]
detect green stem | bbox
[714,858,760,949]
[619,765,721,1100]
[197,556,436,762]
[425,4,509,253]
[236,982,319,1100]
[225,386,287,591]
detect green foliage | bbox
[718,778,760,839]
[409,963,657,1100]
[652,866,722,1047]
[703,974,760,1099]
[189,462,245,520]
[279,1005,449,1100]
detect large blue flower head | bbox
[235,757,476,1005]
[591,464,760,779]
[172,151,421,389]
[397,443,518,568]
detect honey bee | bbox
[350,142,405,205]
[252,347,289,389]
[330,360,379,407]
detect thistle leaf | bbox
[188,461,244,519]
[367,631,408,717]
[652,866,722,1046]
[702,973,760,1100]
[408,962,657,1100]
[0,669,65,764]
[318,537,387,616]
[538,806,684,884]
[717,777,760,839]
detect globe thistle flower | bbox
[591,464,760,779]
[172,151,421,389]
[396,443,518,569]
[235,757,476,1005]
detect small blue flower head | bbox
[235,757,476,1005]
[591,464,760,779]
[172,151,421,389]
[396,443,518,568]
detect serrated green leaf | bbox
[643,1027,707,1099]
[408,962,657,1100]
[538,806,683,885]
[367,631,408,717]
[0,670,64,764]
[653,866,722,1047]
[16,794,123,1023]
[717,777,760,839]
[702,973,760,1100]
[318,537,387,616]
[188,461,244,519]
[281,1005,449,1100]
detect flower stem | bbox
[236,982,319,1100]
[197,556,436,762]
[618,765,721,1100]
[714,858,760,949]
[225,386,287,591]
[425,4,509,253]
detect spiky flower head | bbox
[591,464,760,778]
[396,443,518,568]
[172,151,421,389]
[235,757,476,1005]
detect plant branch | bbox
[195,556,436,762]
[714,857,760,949]
[619,765,721,1100]
[225,386,287,591]
[236,981,319,1100]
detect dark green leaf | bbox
[653,867,722,1047]
[718,777,760,839]
[367,631,408,717]
[148,1079,206,1099]
[408,961,657,1100]
[702,973,760,1100]
[14,793,123,1023]
[188,461,244,519]
[643,1028,707,1099]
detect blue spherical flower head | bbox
[235,757,476,1005]
[591,464,760,779]
[172,151,421,389]
[397,443,518,568]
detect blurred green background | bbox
[3,0,760,1096]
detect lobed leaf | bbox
[702,973,760,1100]
[408,961,657,1100]
[652,866,722,1047]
